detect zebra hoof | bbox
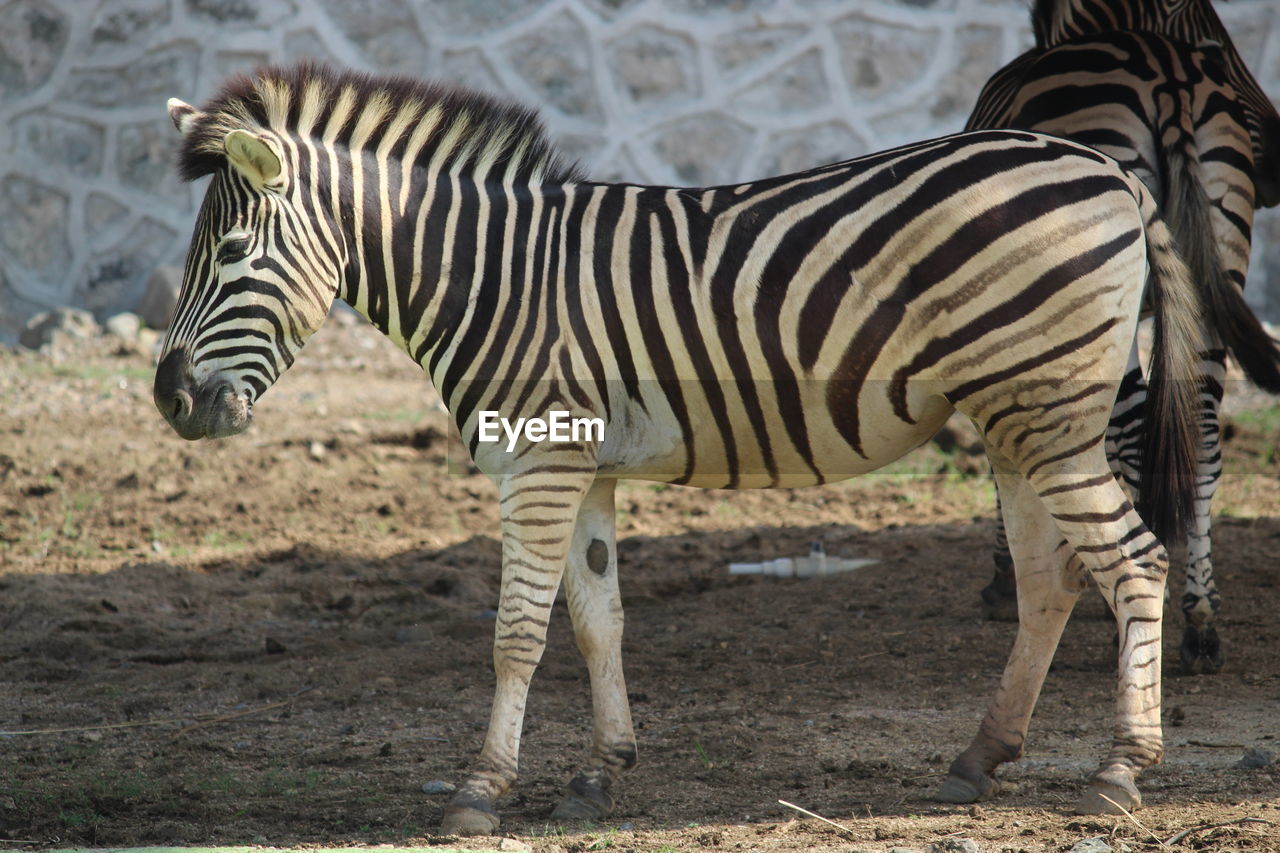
[1179,624,1223,675]
[441,803,501,836]
[551,773,615,821]
[1077,771,1141,815]
[980,576,1018,623]
[935,772,1000,804]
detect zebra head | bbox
[154,94,344,440]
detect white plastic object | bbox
[728,541,877,576]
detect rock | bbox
[13,113,105,179]
[60,43,198,109]
[832,14,938,101]
[1068,838,1113,853]
[713,24,806,75]
[421,779,456,794]
[1236,748,1275,769]
[927,840,979,853]
[19,307,99,350]
[503,12,602,120]
[648,112,753,186]
[731,48,829,115]
[497,839,533,852]
[313,0,425,72]
[607,24,698,106]
[0,1,70,97]
[759,120,867,177]
[104,312,142,341]
[137,265,182,330]
[0,175,72,284]
[89,0,172,47]
[888,848,925,853]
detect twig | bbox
[0,841,39,846]
[174,686,316,737]
[1096,793,1172,852]
[777,799,857,839]
[1164,817,1273,846]
[1185,739,1246,749]
[0,718,194,736]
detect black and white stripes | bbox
[967,0,1280,674]
[155,65,1205,834]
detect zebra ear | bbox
[167,98,204,136]
[223,129,283,186]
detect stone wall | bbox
[2,0,1279,342]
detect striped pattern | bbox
[967,5,1280,674]
[1031,0,1280,204]
[154,65,1206,832]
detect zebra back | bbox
[1030,0,1280,205]
[968,31,1280,392]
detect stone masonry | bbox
[1,0,1278,341]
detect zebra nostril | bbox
[166,385,194,424]
[155,348,197,426]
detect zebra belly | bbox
[596,385,955,488]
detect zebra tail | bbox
[1137,187,1204,546]
[1163,146,1280,392]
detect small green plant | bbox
[587,827,620,850]
[693,741,712,768]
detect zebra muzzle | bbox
[154,348,252,440]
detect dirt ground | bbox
[1,315,1277,853]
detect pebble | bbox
[888,848,925,853]
[1237,747,1276,769]
[1068,838,1113,853]
[104,312,142,341]
[927,840,980,853]
[422,779,456,794]
[497,840,532,852]
[19,307,100,350]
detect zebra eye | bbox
[216,235,252,265]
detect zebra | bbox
[966,0,1280,675]
[155,65,1207,833]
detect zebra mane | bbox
[177,63,583,185]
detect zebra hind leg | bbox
[1179,354,1226,675]
[981,490,1019,622]
[1031,465,1167,814]
[938,467,1086,803]
[550,479,638,823]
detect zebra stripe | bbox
[967,15,1280,674]
[1030,0,1280,206]
[155,65,1204,833]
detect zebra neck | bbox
[335,169,571,407]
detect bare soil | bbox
[1,317,1278,852]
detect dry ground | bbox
[1,317,1277,852]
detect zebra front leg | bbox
[1179,355,1225,675]
[939,468,1084,803]
[441,468,595,836]
[550,479,637,822]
